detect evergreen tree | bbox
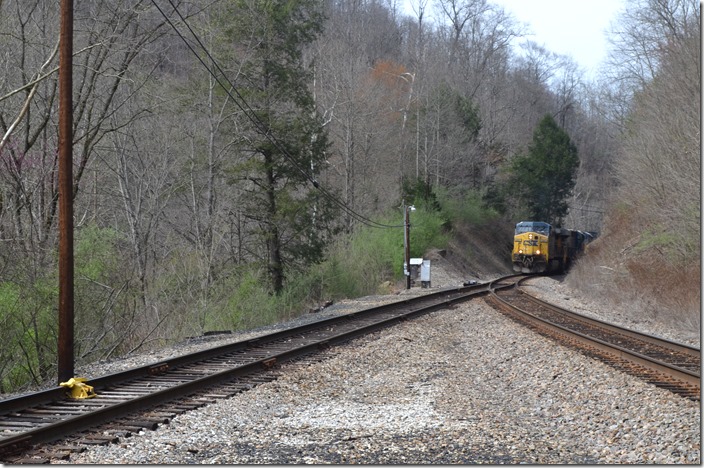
[508,114,579,225]
[225,0,337,294]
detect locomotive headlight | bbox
[528,233,533,239]
[535,250,541,255]
[518,249,523,254]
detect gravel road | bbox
[57,266,700,464]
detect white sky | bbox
[403,0,627,79]
[490,0,626,78]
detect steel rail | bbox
[514,276,700,360]
[0,280,490,416]
[490,279,700,394]
[515,287,700,360]
[0,277,510,457]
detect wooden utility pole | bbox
[58,0,74,384]
[404,202,413,290]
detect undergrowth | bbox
[0,190,499,394]
[211,188,498,335]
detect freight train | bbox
[512,221,594,274]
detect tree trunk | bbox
[265,152,284,293]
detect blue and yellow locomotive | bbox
[512,221,593,274]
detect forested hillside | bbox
[0,0,698,392]
[567,0,700,333]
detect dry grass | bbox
[567,211,700,337]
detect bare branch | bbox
[0,42,103,155]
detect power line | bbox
[150,0,403,229]
[570,205,606,215]
[167,0,404,230]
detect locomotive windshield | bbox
[515,221,551,236]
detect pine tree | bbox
[225,0,337,294]
[508,114,579,225]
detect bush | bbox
[0,274,57,392]
[310,205,450,299]
[224,268,281,329]
[436,188,499,225]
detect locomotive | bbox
[512,221,593,274]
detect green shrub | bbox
[0,275,58,391]
[436,188,498,225]
[0,282,22,392]
[75,224,122,282]
[216,265,315,332]
[310,205,449,298]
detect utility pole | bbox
[58,0,74,384]
[403,202,414,290]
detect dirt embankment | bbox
[418,218,699,346]
[433,219,514,281]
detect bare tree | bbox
[313,0,408,230]
[0,0,171,385]
[571,0,700,329]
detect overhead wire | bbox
[150,0,403,229]
[570,204,606,215]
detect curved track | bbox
[486,276,700,400]
[2,273,697,463]
[0,279,499,463]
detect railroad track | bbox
[0,279,502,463]
[486,276,700,400]
[3,273,697,463]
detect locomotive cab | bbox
[512,221,551,273]
[512,221,585,274]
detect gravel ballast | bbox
[60,291,701,464]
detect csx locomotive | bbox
[512,221,593,274]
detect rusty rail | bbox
[487,277,700,399]
[0,277,503,461]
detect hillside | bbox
[425,219,514,283]
[0,0,696,396]
[419,219,699,347]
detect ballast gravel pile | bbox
[61,297,700,464]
